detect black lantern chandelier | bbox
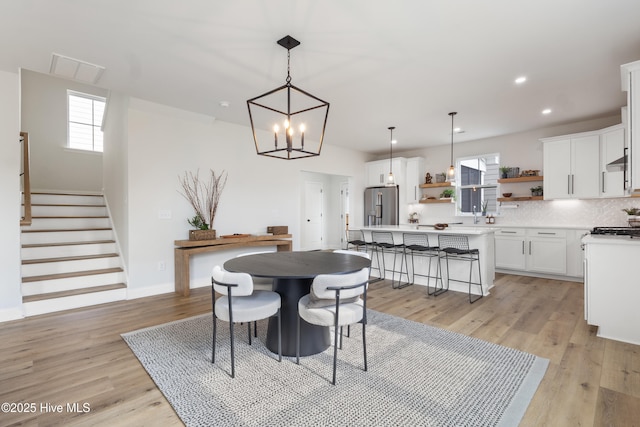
[447,112,457,182]
[247,35,330,160]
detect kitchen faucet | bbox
[473,205,479,224]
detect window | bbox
[456,153,499,215]
[68,91,105,152]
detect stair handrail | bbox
[20,132,32,226]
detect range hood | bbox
[606,146,628,172]
[606,155,627,171]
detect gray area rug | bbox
[122,310,548,427]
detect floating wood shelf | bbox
[419,182,452,188]
[419,198,454,204]
[498,176,543,184]
[497,196,544,202]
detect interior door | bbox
[302,181,323,250]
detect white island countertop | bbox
[358,224,499,235]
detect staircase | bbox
[21,192,127,316]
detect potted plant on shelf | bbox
[440,188,455,199]
[500,166,510,179]
[622,207,640,227]
[481,200,488,216]
[179,169,228,240]
[530,185,543,197]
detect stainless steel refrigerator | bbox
[364,185,399,226]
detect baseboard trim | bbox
[0,306,25,323]
[127,282,175,300]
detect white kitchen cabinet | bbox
[621,60,640,192]
[365,160,388,186]
[527,229,567,275]
[494,228,526,270]
[494,228,568,276]
[405,157,425,203]
[365,158,406,187]
[583,235,640,345]
[600,124,626,197]
[542,134,600,200]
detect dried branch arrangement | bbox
[178,169,228,229]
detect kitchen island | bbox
[356,225,497,297]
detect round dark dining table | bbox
[223,251,370,356]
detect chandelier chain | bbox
[286,50,292,84]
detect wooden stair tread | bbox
[22,240,116,248]
[22,267,124,283]
[22,253,119,265]
[22,283,126,303]
[21,227,112,233]
[31,215,109,219]
[31,191,103,196]
[28,203,107,207]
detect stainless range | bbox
[590,226,640,238]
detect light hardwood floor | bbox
[1,273,639,426]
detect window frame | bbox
[454,153,500,216]
[67,90,106,153]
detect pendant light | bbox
[447,112,457,182]
[386,126,396,186]
[246,35,330,160]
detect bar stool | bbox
[371,231,407,288]
[401,233,443,292]
[345,229,368,254]
[437,234,483,303]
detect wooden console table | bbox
[174,234,292,296]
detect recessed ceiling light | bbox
[515,76,527,84]
[542,108,552,115]
[219,101,230,108]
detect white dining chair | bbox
[211,265,282,378]
[234,251,275,338]
[296,267,370,385]
[333,250,371,338]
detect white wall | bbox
[0,70,23,320]
[102,91,130,265]
[20,70,107,192]
[125,99,368,296]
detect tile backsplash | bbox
[497,198,638,228]
[411,197,640,228]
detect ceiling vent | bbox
[49,53,105,84]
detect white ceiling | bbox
[2,0,640,155]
